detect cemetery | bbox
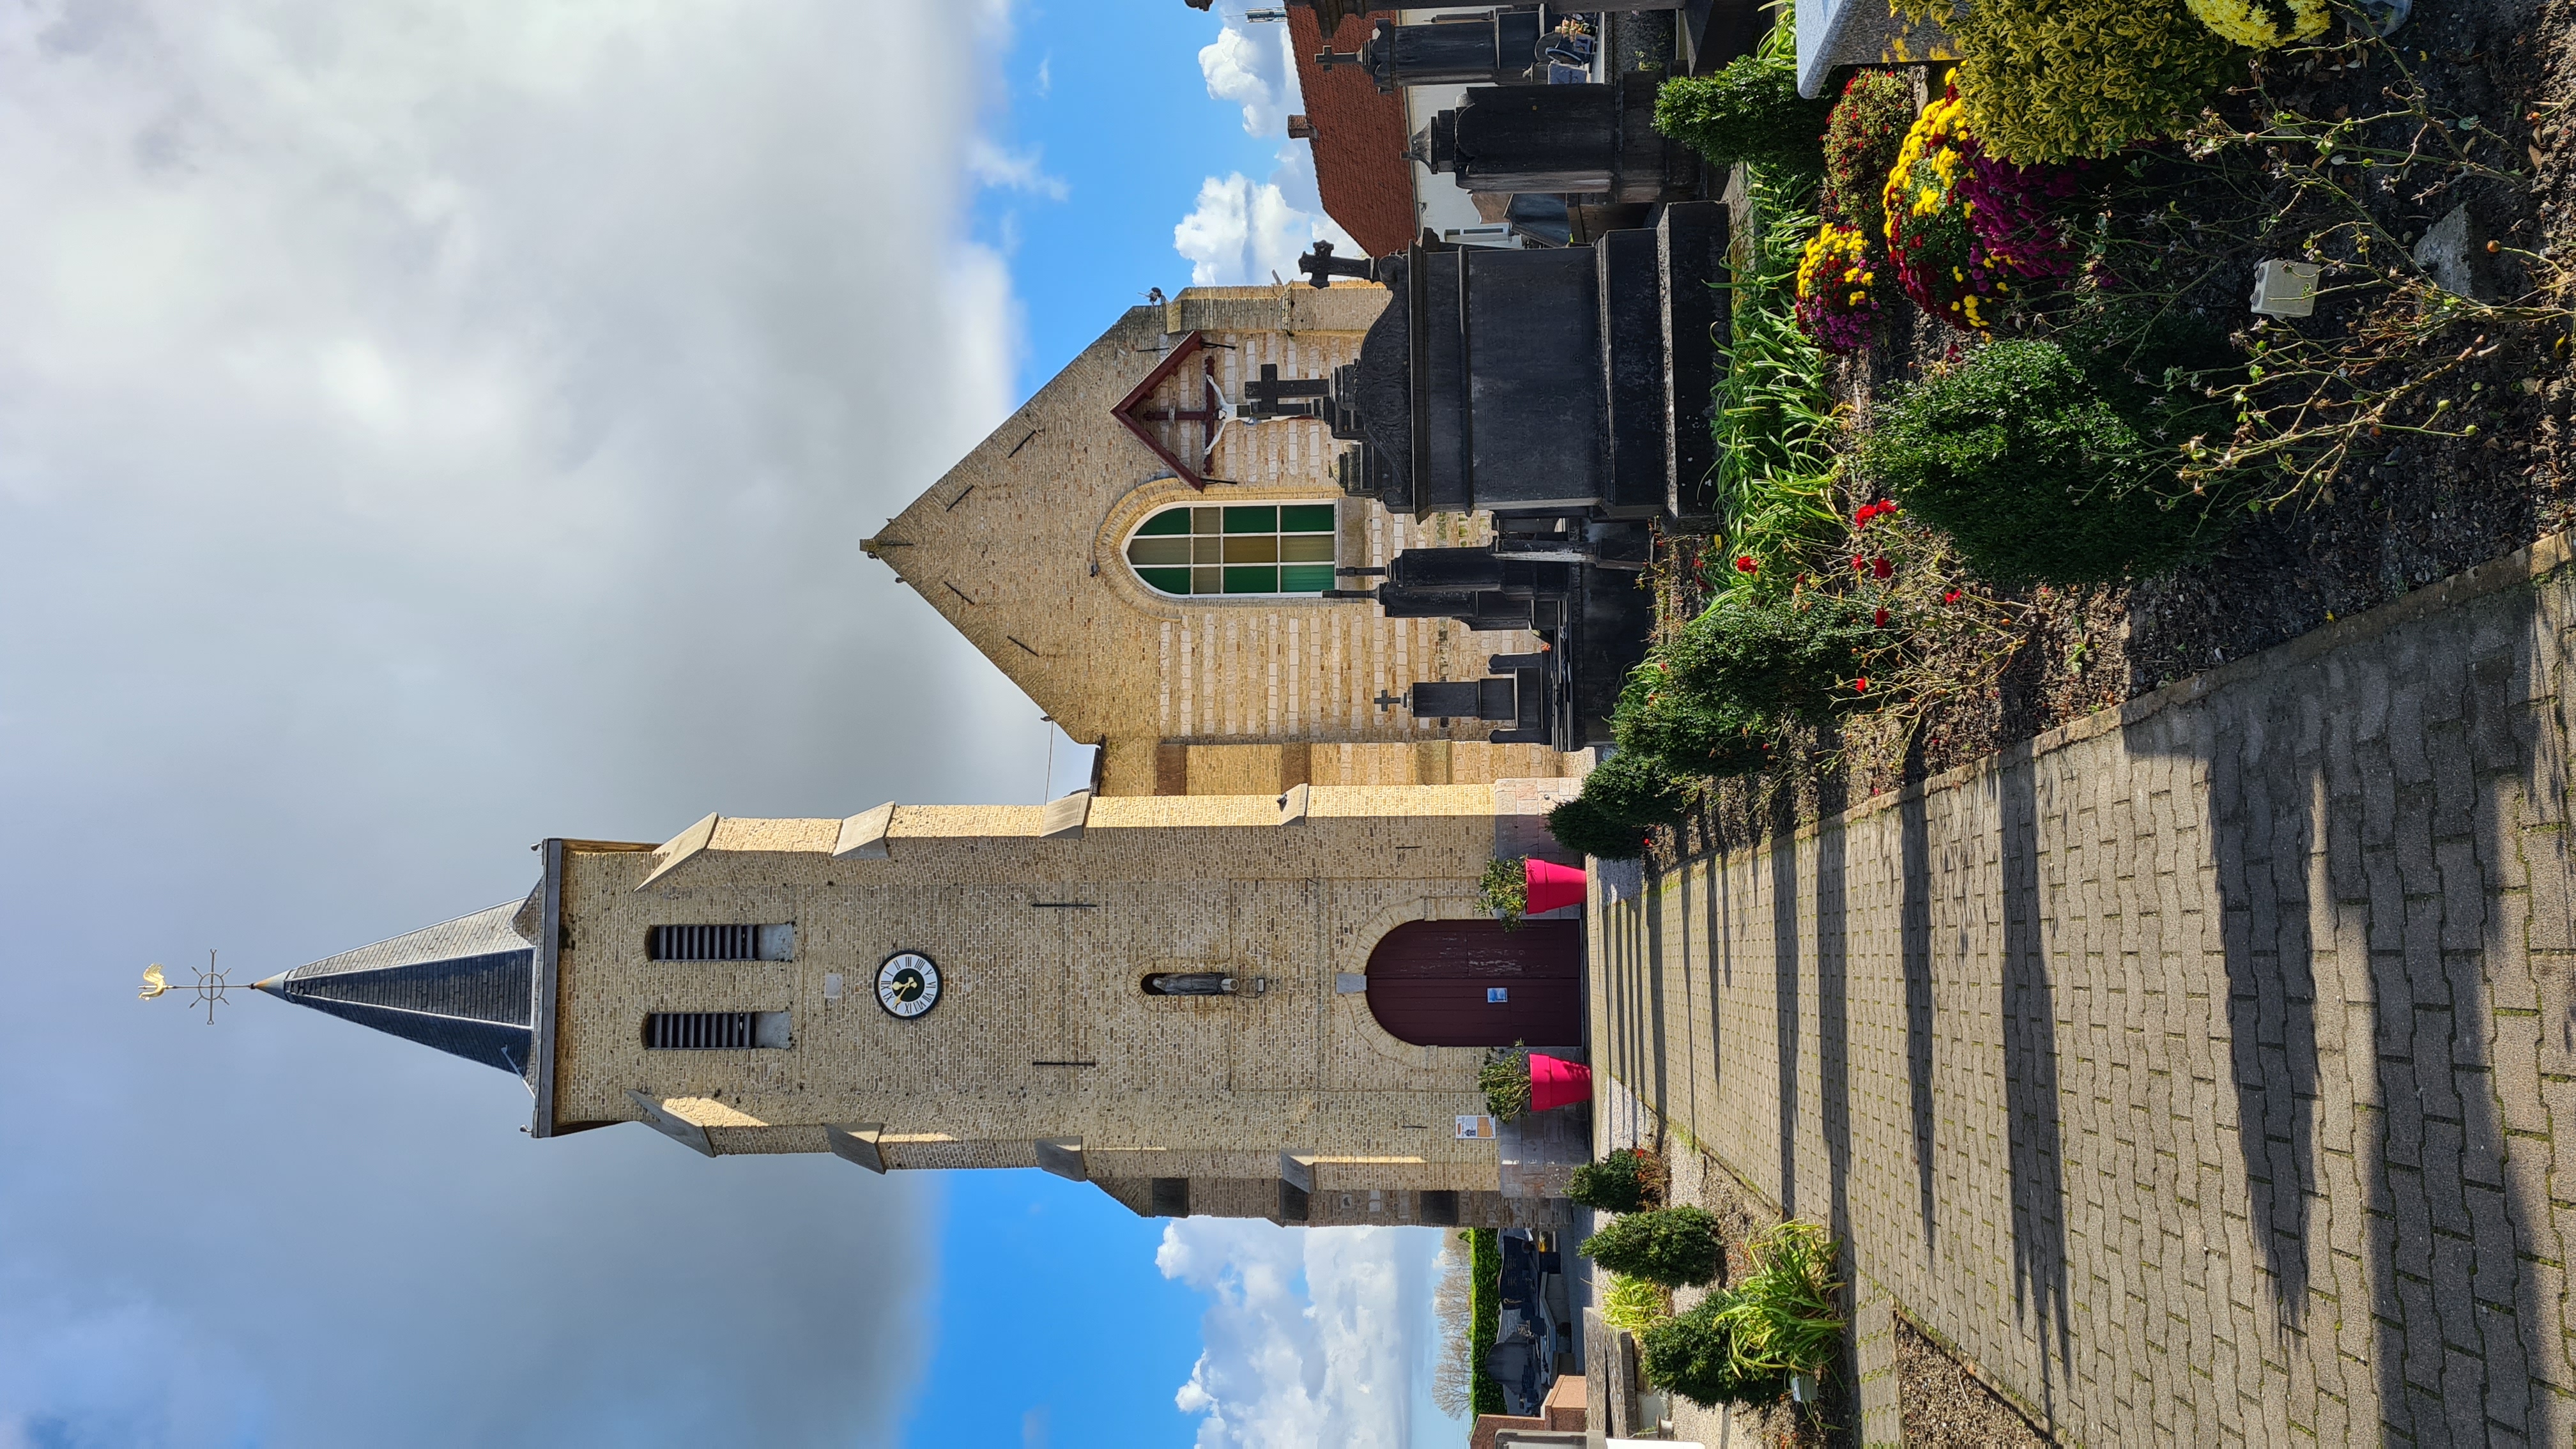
[1307,0,2576,1440]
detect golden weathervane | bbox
[140,949,233,1024]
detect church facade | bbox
[258,280,1591,1227]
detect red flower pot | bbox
[1528,1053,1593,1112]
[1523,858,1588,915]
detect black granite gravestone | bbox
[1418,77,1699,203]
[1297,201,1728,749]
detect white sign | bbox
[1456,1115,1496,1140]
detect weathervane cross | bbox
[139,949,233,1025]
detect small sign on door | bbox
[1486,986,1509,1003]
[1456,1115,1496,1140]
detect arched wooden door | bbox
[1365,919,1583,1048]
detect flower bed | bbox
[1882,89,2083,332]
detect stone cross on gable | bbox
[1243,363,1331,420]
[1297,241,1376,291]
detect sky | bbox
[0,1,1443,1447]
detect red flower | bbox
[1873,556,1892,579]
[1874,607,1890,627]
[1942,588,1961,604]
[1851,556,1867,572]
[1735,555,1758,573]
[1854,503,1878,526]
[1853,677,1871,693]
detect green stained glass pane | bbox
[1222,506,1277,534]
[1135,509,1192,537]
[1279,504,1335,533]
[1223,535,1278,564]
[1137,567,1192,594]
[1279,535,1334,563]
[1222,565,1278,594]
[1279,564,1335,594]
[1192,567,1222,594]
[1128,537,1191,566]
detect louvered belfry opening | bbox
[643,1011,756,1049]
[648,924,760,961]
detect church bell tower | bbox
[259,783,1583,1227]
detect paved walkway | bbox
[1589,533,2576,1444]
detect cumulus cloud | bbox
[1176,8,1354,286]
[1197,4,1296,137]
[1159,1220,1441,1448]
[0,1,1034,1445]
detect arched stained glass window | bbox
[1126,503,1337,597]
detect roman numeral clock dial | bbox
[875,951,941,1019]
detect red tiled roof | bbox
[1288,10,1416,258]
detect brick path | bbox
[1588,533,2576,1444]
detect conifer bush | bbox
[1640,1294,1792,1409]
[1613,668,1771,780]
[1862,339,2229,585]
[1660,592,1887,724]
[1655,53,1834,177]
[1546,749,1687,861]
[1568,1147,1661,1213]
[1579,1205,1725,1287]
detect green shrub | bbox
[1613,667,1771,779]
[1655,54,1834,177]
[1820,69,1913,233]
[1894,0,2239,163]
[1568,1149,1652,1213]
[1480,1046,1532,1121]
[1579,1205,1725,1287]
[1664,592,1886,724]
[2185,0,2328,49]
[1545,749,1687,860]
[1545,795,1649,862]
[1862,339,2227,585]
[1477,855,1528,926]
[1640,1294,1791,1409]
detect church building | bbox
[256,279,1593,1228]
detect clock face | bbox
[875,952,942,1020]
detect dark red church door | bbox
[1364,919,1583,1048]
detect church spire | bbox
[254,894,540,1079]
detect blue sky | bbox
[0,3,1449,1446]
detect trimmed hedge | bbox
[1640,1294,1791,1409]
[1655,54,1834,178]
[1862,339,2227,585]
[1579,1205,1725,1288]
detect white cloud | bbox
[0,0,1036,1445]
[969,135,1070,199]
[1197,4,1296,138]
[1172,145,1356,286]
[1159,1220,1441,1449]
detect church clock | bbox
[875,951,942,1019]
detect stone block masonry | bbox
[1590,532,2576,1441]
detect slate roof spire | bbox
[254,894,540,1079]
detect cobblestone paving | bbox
[1588,535,2576,1444]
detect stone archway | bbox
[1363,919,1583,1049]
